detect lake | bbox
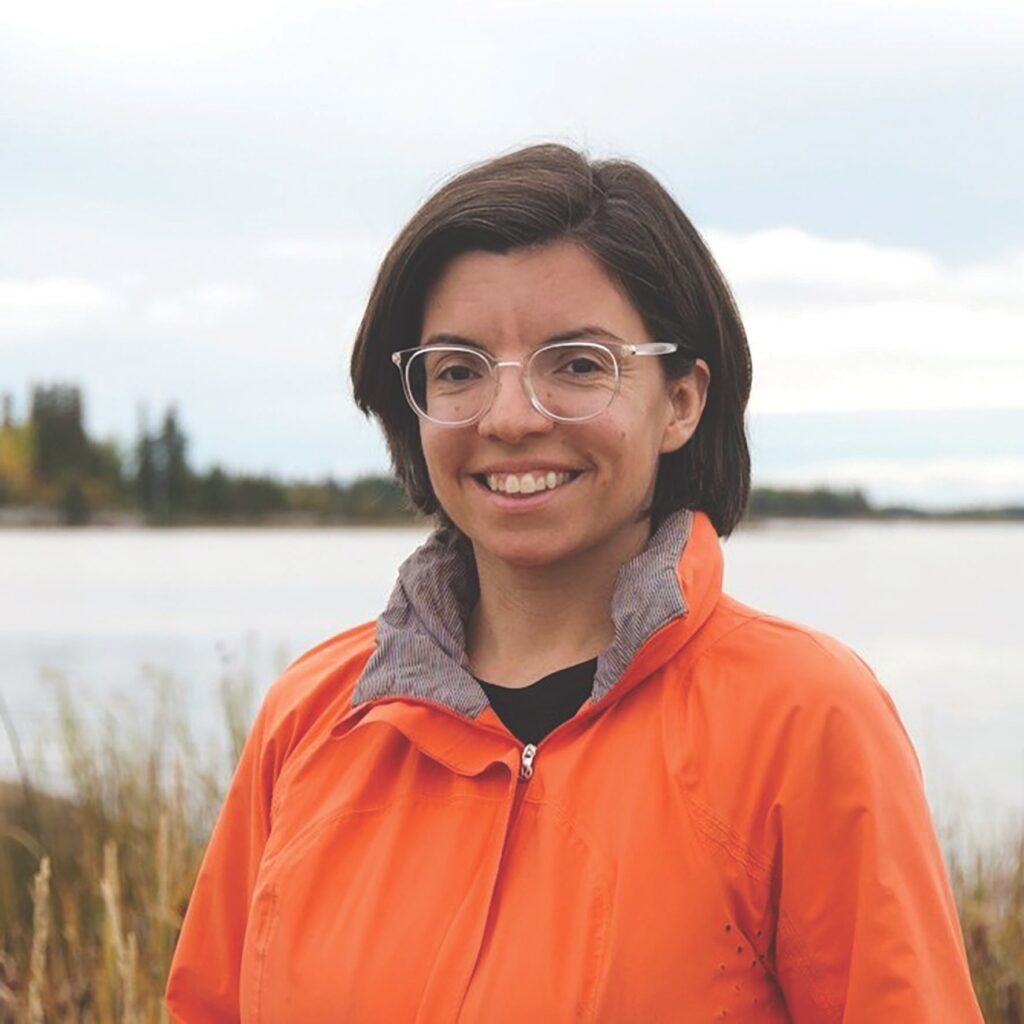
[1,520,1021,850]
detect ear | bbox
[659,359,710,455]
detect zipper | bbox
[518,742,537,781]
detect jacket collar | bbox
[351,507,722,722]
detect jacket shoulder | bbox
[678,596,920,870]
[701,594,897,718]
[257,620,378,753]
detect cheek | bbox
[601,413,664,493]
[419,427,451,488]
[419,426,473,497]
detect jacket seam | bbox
[261,791,508,876]
[666,611,777,883]
[682,611,852,1023]
[251,885,278,1024]
[776,905,843,1022]
[684,797,774,883]
[521,794,611,1022]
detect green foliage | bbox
[30,384,95,482]
[59,480,90,526]
[748,486,872,518]
[340,475,410,519]
[136,407,191,524]
[92,438,130,502]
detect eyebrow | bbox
[420,325,627,351]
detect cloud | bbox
[708,228,1024,307]
[708,228,942,292]
[0,277,121,338]
[0,0,292,57]
[693,231,1024,416]
[259,238,363,262]
[191,284,255,310]
[145,283,255,326]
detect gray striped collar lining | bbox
[354,508,694,717]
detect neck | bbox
[466,518,652,688]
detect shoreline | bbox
[1,509,1022,529]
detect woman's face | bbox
[418,240,709,573]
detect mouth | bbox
[471,469,584,497]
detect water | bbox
[1,520,1021,849]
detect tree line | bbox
[1,383,1020,526]
[0,384,410,525]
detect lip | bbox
[469,461,584,475]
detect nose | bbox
[476,362,553,442]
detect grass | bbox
[950,831,1024,1021]
[0,665,255,1023]
[0,671,1021,1022]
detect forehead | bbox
[420,240,648,346]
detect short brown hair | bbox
[350,143,752,537]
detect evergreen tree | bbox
[29,383,93,480]
[161,407,190,516]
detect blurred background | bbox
[1,0,1022,1018]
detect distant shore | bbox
[1,504,1022,528]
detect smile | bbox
[473,470,582,495]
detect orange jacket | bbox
[165,509,982,1022]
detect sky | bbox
[1,0,1022,508]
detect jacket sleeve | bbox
[771,655,982,1023]
[164,693,278,1023]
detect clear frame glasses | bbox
[391,339,685,426]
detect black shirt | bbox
[475,657,598,746]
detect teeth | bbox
[484,471,576,495]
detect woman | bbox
[165,144,982,1022]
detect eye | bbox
[563,356,602,375]
[423,351,487,385]
[438,363,479,382]
[547,345,615,377]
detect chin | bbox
[464,527,571,569]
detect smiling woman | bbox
[165,144,983,1022]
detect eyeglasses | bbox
[391,339,685,426]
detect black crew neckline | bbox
[474,656,598,746]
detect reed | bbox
[26,854,49,1024]
[0,665,1020,1022]
[0,662,255,1023]
[950,831,1024,1022]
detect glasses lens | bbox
[406,347,492,424]
[529,343,618,420]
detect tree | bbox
[133,404,192,522]
[60,480,90,525]
[29,384,93,481]
[161,407,190,515]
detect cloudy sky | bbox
[2,0,1022,508]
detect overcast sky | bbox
[2,0,1022,507]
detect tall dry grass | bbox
[0,667,1021,1021]
[0,663,255,1023]
[951,832,1024,1021]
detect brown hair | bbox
[350,143,752,537]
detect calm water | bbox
[1,521,1021,848]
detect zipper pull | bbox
[519,743,537,781]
